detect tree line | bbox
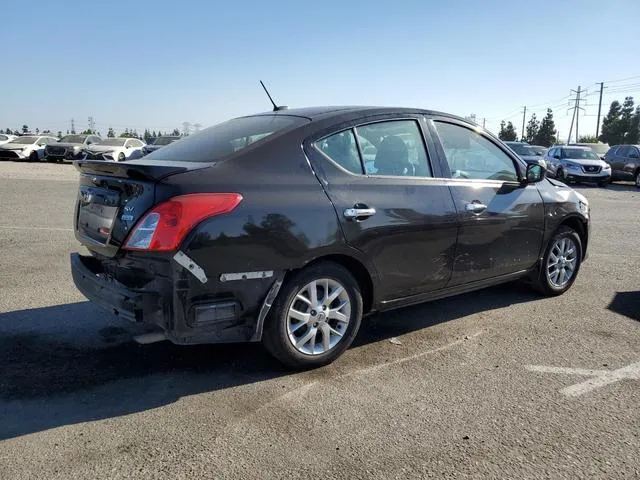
[498,108,557,146]
[496,96,640,147]
[599,96,640,145]
[3,126,183,143]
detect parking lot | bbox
[0,161,638,479]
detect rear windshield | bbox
[587,144,609,155]
[508,143,535,156]
[145,115,308,162]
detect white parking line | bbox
[526,361,640,397]
[0,225,73,232]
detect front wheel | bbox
[29,152,39,162]
[118,152,125,161]
[263,262,363,369]
[556,168,566,182]
[533,226,582,296]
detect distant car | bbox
[45,134,103,162]
[504,141,547,169]
[0,133,17,146]
[0,135,58,161]
[569,143,610,160]
[142,136,181,156]
[83,138,146,161]
[544,146,611,186]
[603,144,640,188]
[529,145,548,157]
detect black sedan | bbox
[71,106,590,368]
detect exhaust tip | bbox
[133,332,167,345]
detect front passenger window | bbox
[434,122,518,182]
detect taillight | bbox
[124,193,243,252]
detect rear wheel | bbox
[263,262,363,369]
[533,226,582,296]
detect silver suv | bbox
[544,146,611,187]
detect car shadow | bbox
[0,282,539,440]
[607,291,640,322]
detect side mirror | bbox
[526,162,546,183]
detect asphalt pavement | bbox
[0,162,638,479]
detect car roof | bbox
[561,146,591,150]
[246,105,464,122]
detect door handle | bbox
[344,206,376,220]
[465,202,487,213]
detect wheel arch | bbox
[287,253,376,315]
[557,215,588,259]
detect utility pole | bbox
[567,86,585,144]
[595,82,604,138]
[88,116,95,133]
[70,118,75,134]
[521,106,527,141]
[567,103,576,144]
[575,86,581,142]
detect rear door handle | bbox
[465,202,487,213]
[344,206,376,220]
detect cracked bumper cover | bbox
[70,252,280,344]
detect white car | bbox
[83,138,146,161]
[0,135,58,161]
[0,133,17,146]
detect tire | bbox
[556,168,566,182]
[533,226,582,296]
[262,262,363,369]
[597,180,608,188]
[635,170,640,189]
[29,152,39,163]
[118,152,125,162]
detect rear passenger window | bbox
[355,120,431,177]
[434,121,518,182]
[316,130,363,174]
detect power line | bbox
[602,74,640,84]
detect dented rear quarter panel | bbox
[156,134,375,341]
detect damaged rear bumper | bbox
[71,253,162,323]
[70,252,280,344]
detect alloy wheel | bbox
[286,278,351,355]
[546,237,578,288]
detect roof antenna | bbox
[260,80,288,111]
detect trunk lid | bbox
[74,159,210,257]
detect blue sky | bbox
[2,0,639,140]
